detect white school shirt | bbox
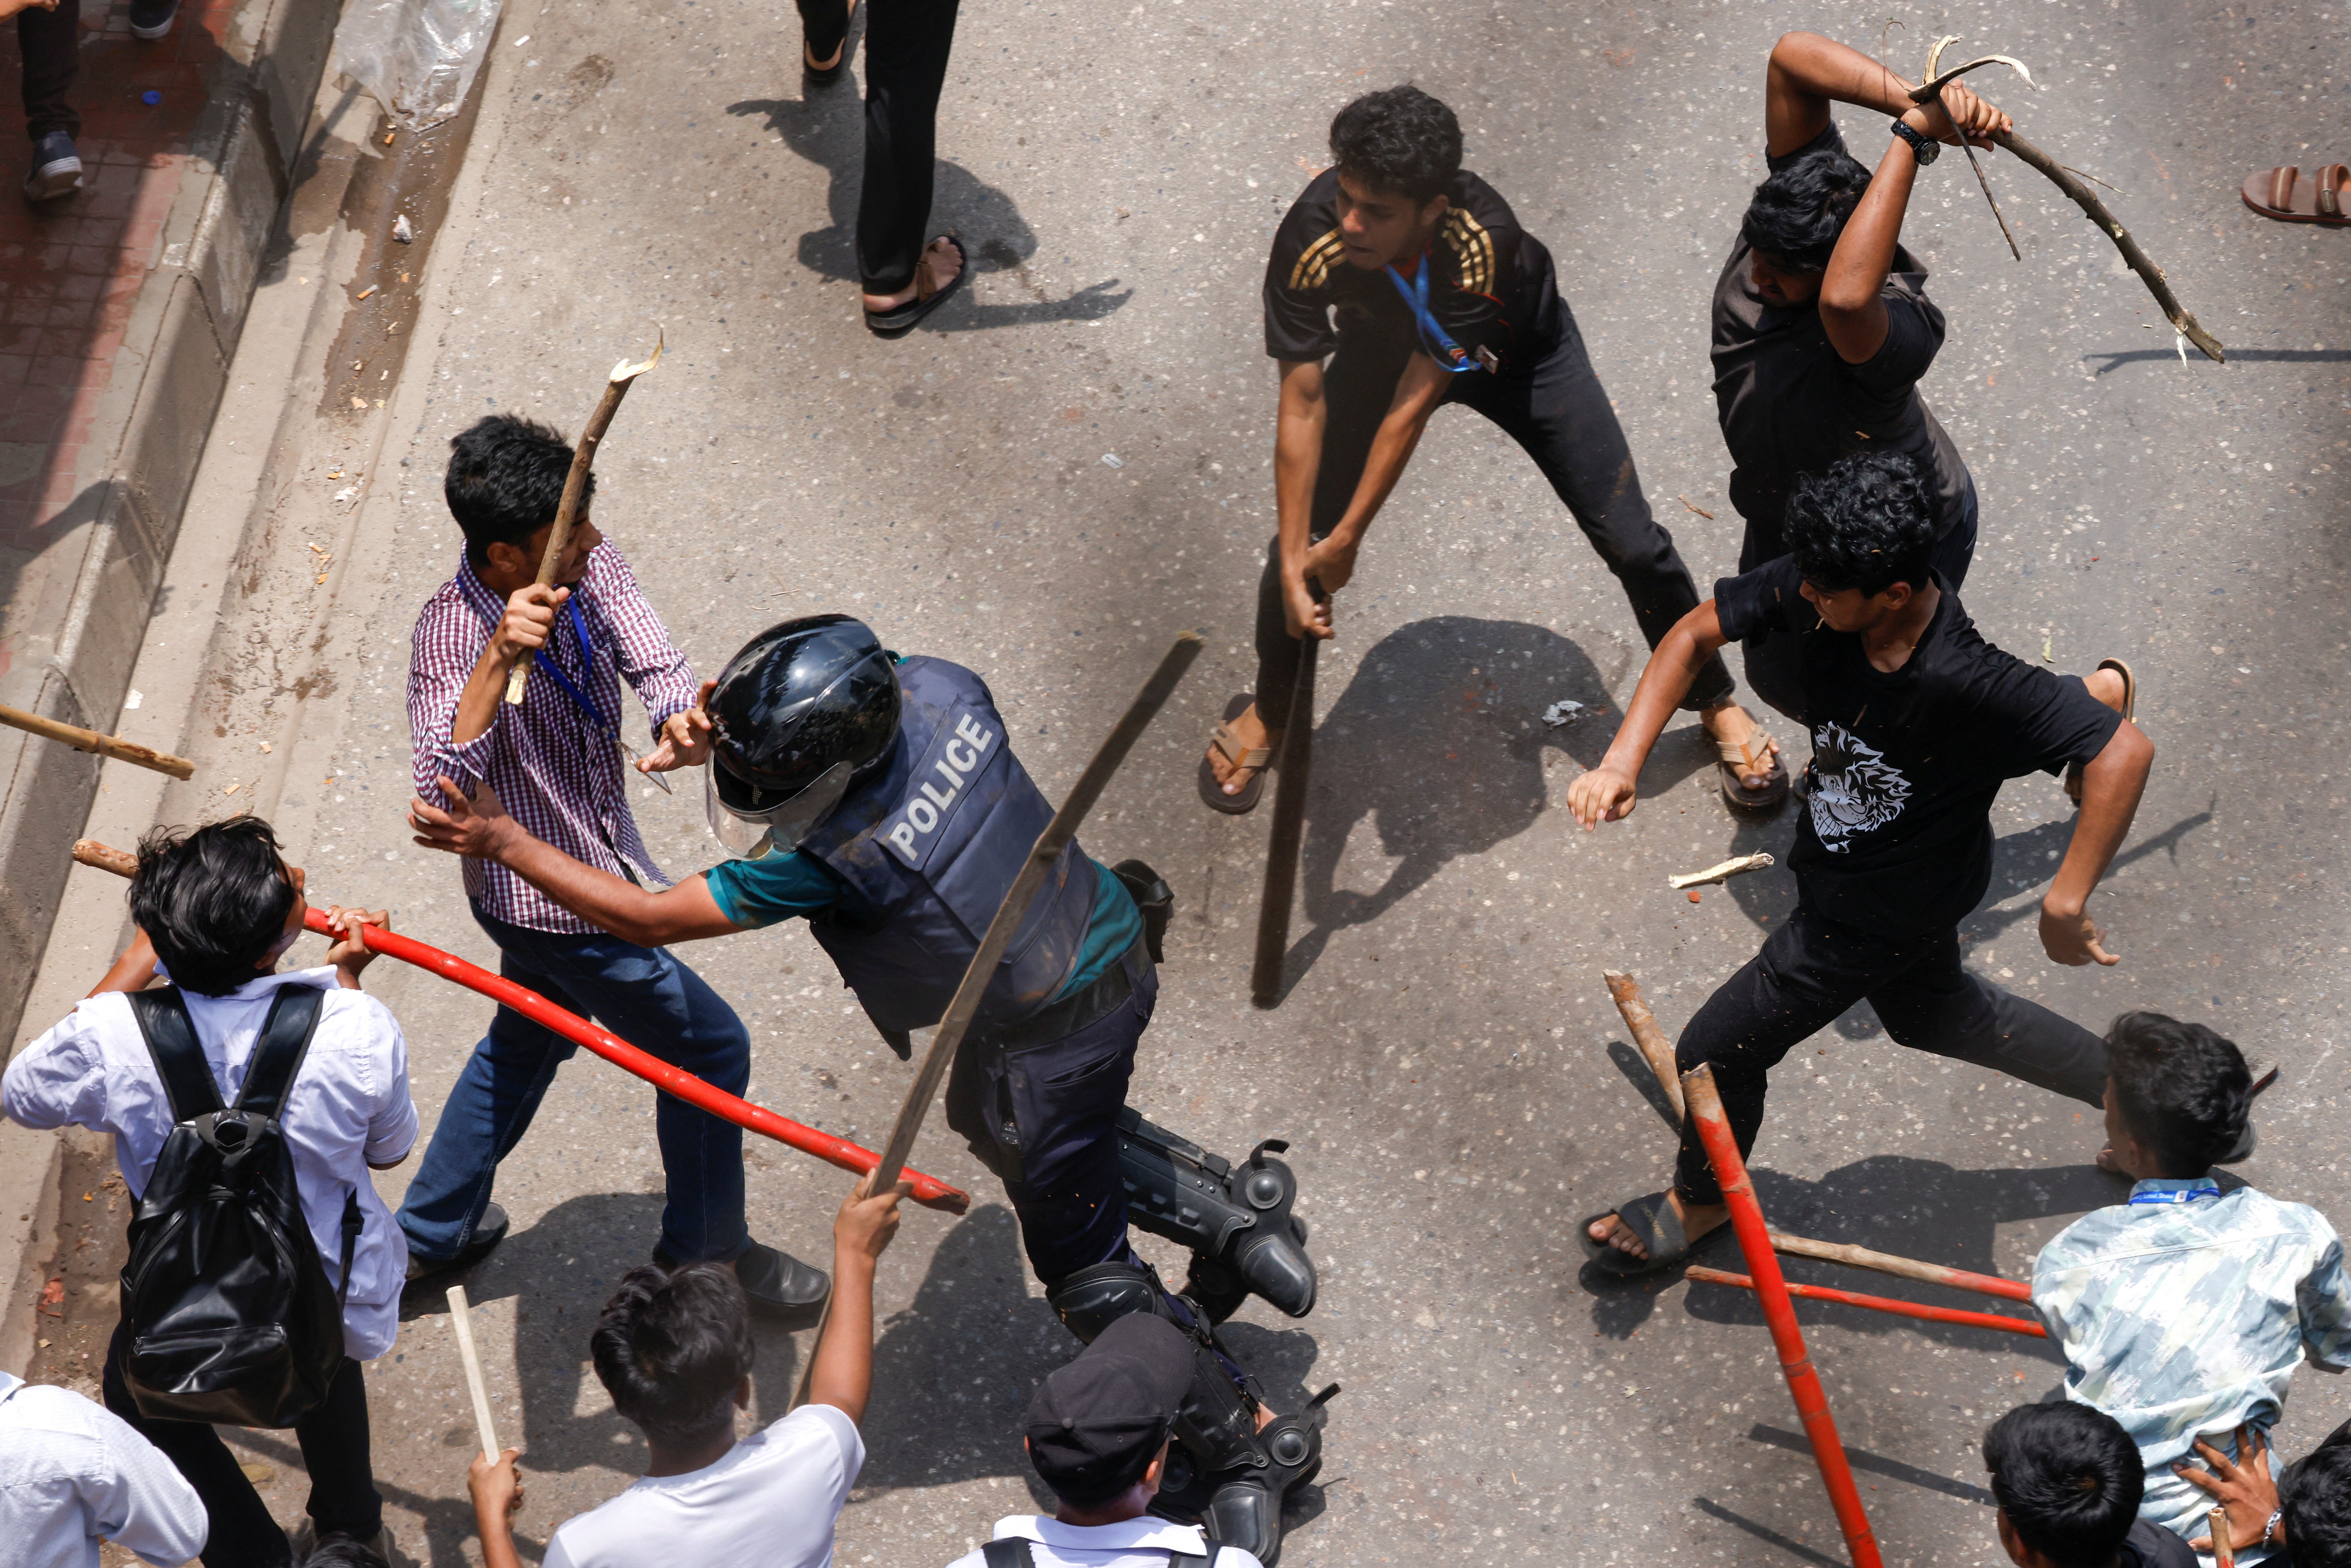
[1,968,419,1360]
[544,1404,865,1568]
[0,1370,208,1568]
[941,1516,1267,1568]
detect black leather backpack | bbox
[119,985,361,1428]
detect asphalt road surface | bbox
[82,0,2351,1562]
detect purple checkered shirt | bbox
[408,543,698,935]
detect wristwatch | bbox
[1890,117,1941,164]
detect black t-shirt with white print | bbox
[1712,555,2122,936]
[1262,168,1566,375]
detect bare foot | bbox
[804,0,853,70]
[1701,701,1777,792]
[861,236,963,315]
[1586,1192,1730,1261]
[1205,702,1277,797]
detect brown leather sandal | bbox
[2241,164,2351,225]
[1715,725,1789,813]
[2067,658,2135,806]
[1198,692,1277,815]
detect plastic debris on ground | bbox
[1542,700,1585,727]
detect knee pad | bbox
[1044,1259,1167,1345]
[1117,1109,1317,1321]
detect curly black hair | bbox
[129,817,299,997]
[1741,145,1873,272]
[1782,450,1935,596]
[445,414,594,569]
[1329,85,1461,205]
[591,1263,755,1449]
[2284,1439,2351,1568]
[2103,1011,2251,1179]
[1982,1402,2144,1568]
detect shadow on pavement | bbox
[1692,1495,1846,1567]
[725,83,1132,332]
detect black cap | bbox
[1023,1315,1193,1503]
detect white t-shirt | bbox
[941,1515,1267,1568]
[0,1370,207,1568]
[545,1404,865,1568]
[2,969,419,1361]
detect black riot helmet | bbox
[704,615,901,857]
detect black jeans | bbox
[19,0,78,142]
[1254,321,1735,732]
[797,0,959,294]
[1670,900,2106,1205]
[944,947,1157,1283]
[102,1317,382,1566]
[1736,473,1979,724]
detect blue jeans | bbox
[395,905,752,1264]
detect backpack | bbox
[118,984,362,1428]
[983,1541,1225,1568]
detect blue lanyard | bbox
[531,597,613,736]
[2128,1185,2220,1206]
[1383,254,1479,373]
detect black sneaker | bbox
[655,1239,831,1329]
[129,0,178,38]
[404,1203,510,1286]
[23,132,80,203]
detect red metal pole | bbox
[1682,1064,1885,1568]
[1685,1266,2048,1338]
[330,910,971,1213]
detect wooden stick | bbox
[1687,1265,2047,1338]
[446,1284,501,1462]
[503,333,664,706]
[1249,628,1318,1008]
[71,838,138,877]
[1767,1228,2031,1303]
[2211,1507,2236,1568]
[1904,42,2222,362]
[1667,853,1773,891]
[1,702,194,780]
[1602,969,1684,1124]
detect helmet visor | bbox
[704,757,855,859]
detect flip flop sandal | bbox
[2241,164,2351,225]
[1197,692,1278,815]
[1716,726,1789,813]
[863,236,968,337]
[2066,657,2136,806]
[1578,1191,1705,1278]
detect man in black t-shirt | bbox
[1198,85,1789,819]
[1565,452,2146,1272]
[1713,32,2012,720]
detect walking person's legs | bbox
[18,0,81,202]
[1867,926,2107,1107]
[101,1318,296,1566]
[857,0,965,329]
[292,1357,387,1546]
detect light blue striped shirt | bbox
[2034,1178,2351,1562]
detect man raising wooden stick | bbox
[395,414,832,1325]
[1566,451,2187,1275]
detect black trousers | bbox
[102,1317,383,1567]
[943,948,1158,1284]
[796,0,959,294]
[18,0,78,142]
[1735,474,1979,724]
[1254,321,1736,732]
[1670,900,2106,1206]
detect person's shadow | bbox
[1269,616,1717,998]
[725,73,1131,331]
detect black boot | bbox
[654,1239,831,1329]
[1116,1110,1317,1322]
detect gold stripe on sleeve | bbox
[1288,230,1346,292]
[1440,210,1496,295]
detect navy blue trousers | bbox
[945,951,1158,1283]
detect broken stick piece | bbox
[1668,852,1773,891]
[1601,969,1684,1123]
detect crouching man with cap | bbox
[948,1315,1265,1568]
[411,615,1329,1563]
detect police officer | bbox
[409,615,1328,1563]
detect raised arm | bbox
[1567,602,1733,829]
[805,1178,909,1426]
[409,777,745,947]
[1763,32,2009,157]
[2039,721,2152,966]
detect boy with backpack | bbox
[941,1313,1264,1568]
[465,1175,908,1568]
[2032,1012,2351,1562]
[2,817,417,1567]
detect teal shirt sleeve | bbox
[703,850,849,929]
[1057,861,1144,998]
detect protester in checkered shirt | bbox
[396,414,833,1325]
